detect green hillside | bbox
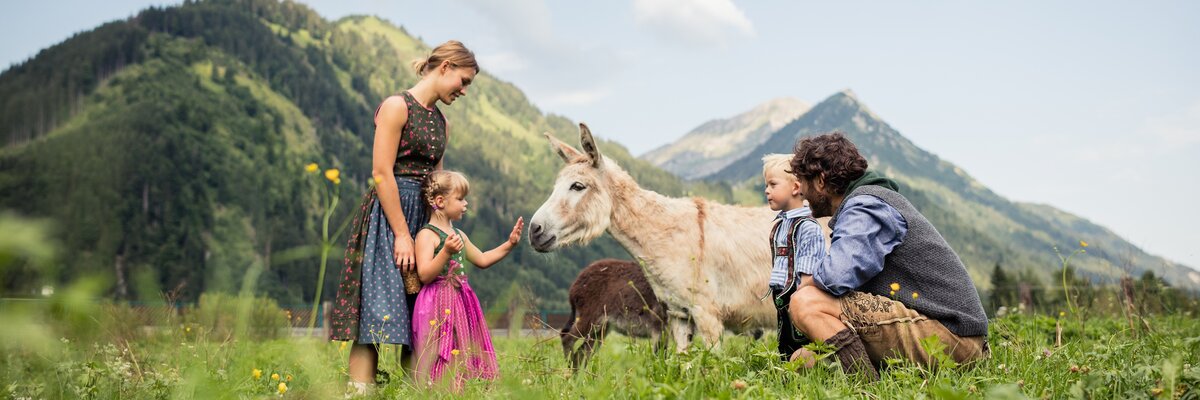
[709,90,1200,291]
[0,0,739,310]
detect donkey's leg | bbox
[574,323,606,369]
[691,308,725,351]
[667,310,692,353]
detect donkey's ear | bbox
[579,123,602,169]
[544,132,583,164]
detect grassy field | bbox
[3,302,1198,399]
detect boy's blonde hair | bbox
[422,170,470,208]
[761,154,797,181]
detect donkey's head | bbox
[529,123,615,252]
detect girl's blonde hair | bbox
[422,170,470,208]
[411,40,479,76]
[761,154,797,181]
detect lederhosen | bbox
[770,216,816,360]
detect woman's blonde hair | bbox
[411,40,479,76]
[422,170,470,208]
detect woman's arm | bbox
[414,229,455,284]
[372,96,414,269]
[463,217,524,269]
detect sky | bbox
[3,0,1198,271]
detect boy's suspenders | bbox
[769,216,818,306]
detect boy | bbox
[762,154,825,361]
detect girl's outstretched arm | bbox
[464,217,524,269]
[415,228,460,283]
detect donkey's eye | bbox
[569,182,587,191]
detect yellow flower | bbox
[277,382,288,394]
[912,292,920,299]
[890,282,900,292]
[889,290,895,296]
[444,308,451,315]
[286,374,292,382]
[271,373,280,381]
[451,349,460,356]
[339,341,348,351]
[252,368,262,380]
[305,163,319,173]
[383,315,390,321]
[1079,240,1088,248]
[324,168,340,184]
[429,319,437,326]
[1059,311,1066,317]
[185,326,191,333]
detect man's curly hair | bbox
[789,132,868,196]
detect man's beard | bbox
[810,191,833,218]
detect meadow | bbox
[2,291,1197,399]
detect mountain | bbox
[706,90,1200,291]
[0,0,740,310]
[641,97,809,180]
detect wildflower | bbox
[383,314,390,321]
[1059,311,1066,318]
[890,282,900,291]
[278,382,288,394]
[731,379,747,390]
[1080,240,1088,248]
[305,163,319,173]
[912,292,919,299]
[444,309,451,315]
[339,341,348,351]
[451,349,460,356]
[429,319,437,326]
[185,326,191,333]
[325,168,341,185]
[272,373,280,380]
[889,291,895,296]
[253,368,263,380]
[286,374,292,382]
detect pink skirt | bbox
[411,275,498,388]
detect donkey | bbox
[560,258,668,369]
[531,123,823,352]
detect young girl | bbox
[412,170,524,388]
[328,40,478,394]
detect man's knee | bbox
[789,286,839,321]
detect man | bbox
[787,132,988,381]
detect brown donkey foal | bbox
[560,259,669,369]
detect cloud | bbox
[452,0,623,107]
[540,87,612,107]
[632,0,756,47]
[1142,101,1200,147]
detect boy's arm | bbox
[415,229,453,283]
[793,219,826,279]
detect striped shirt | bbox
[769,207,825,290]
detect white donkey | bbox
[531,123,799,351]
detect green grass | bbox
[3,309,1198,399]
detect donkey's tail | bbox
[561,303,577,336]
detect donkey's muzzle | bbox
[529,222,557,252]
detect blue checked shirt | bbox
[769,207,826,291]
[813,195,909,296]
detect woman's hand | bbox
[507,217,525,246]
[394,234,416,272]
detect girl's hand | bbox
[394,234,416,272]
[508,217,525,246]
[445,232,465,254]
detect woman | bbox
[329,40,478,394]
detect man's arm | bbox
[811,196,908,296]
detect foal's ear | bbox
[579,123,602,169]
[544,132,583,164]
